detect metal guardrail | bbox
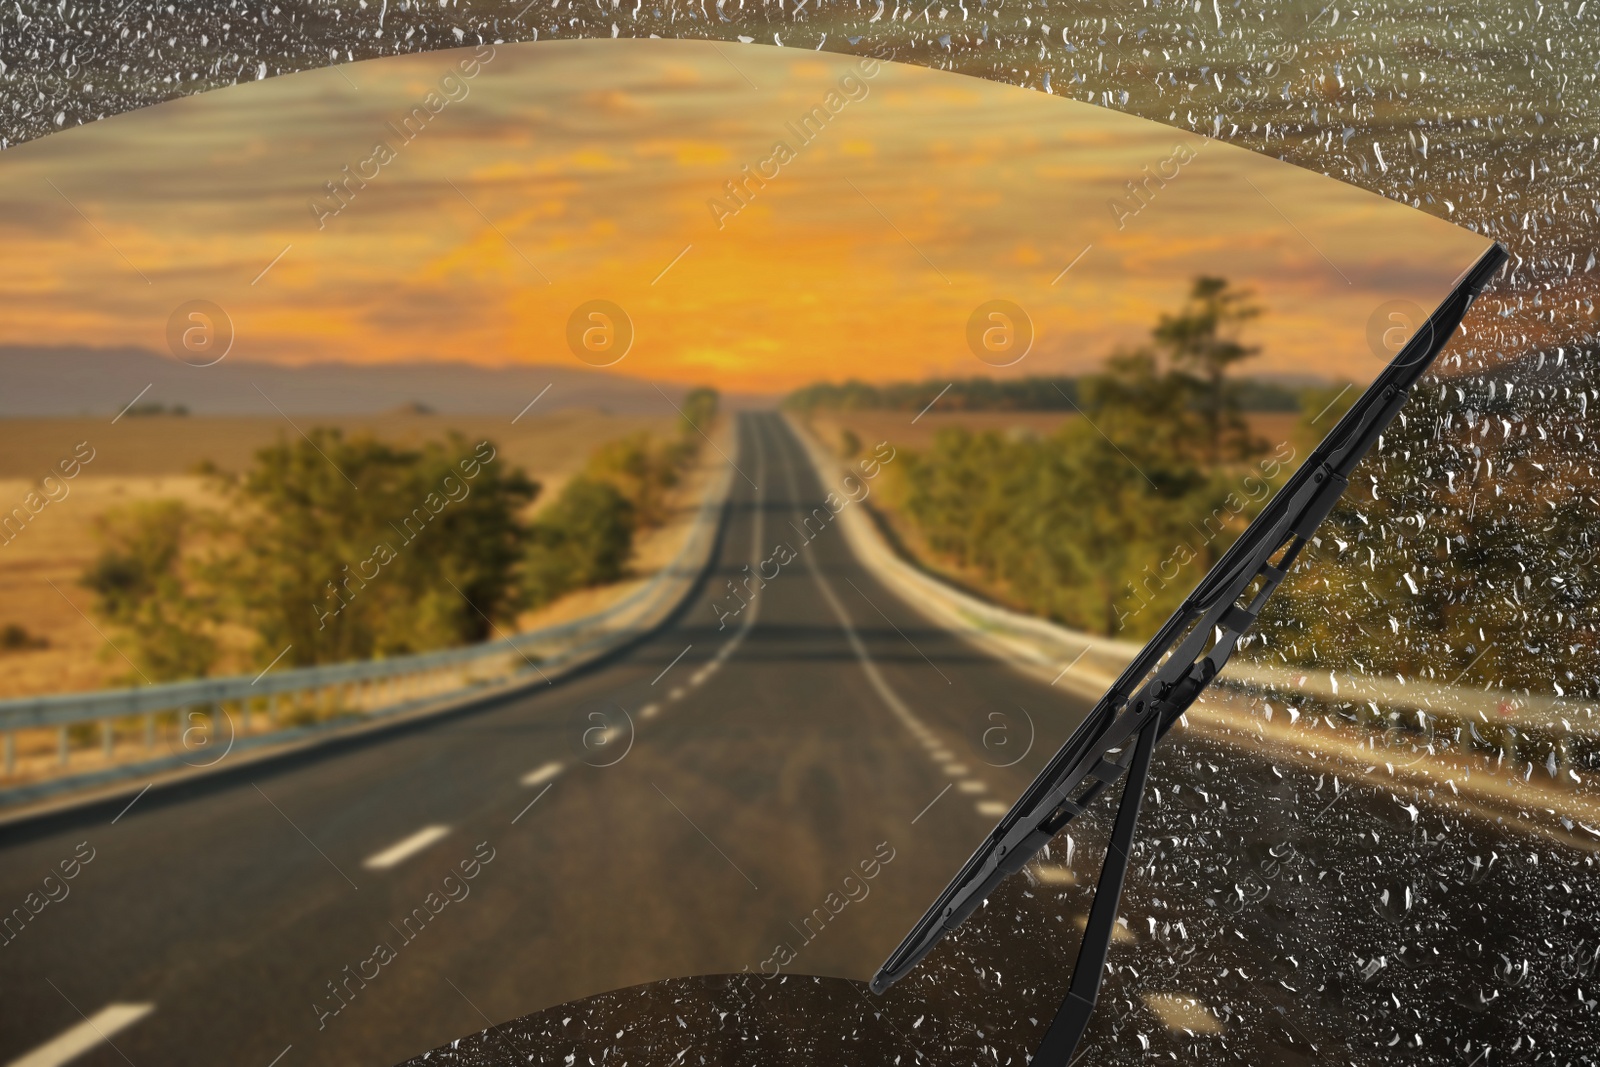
[0,455,734,791]
[786,415,1600,756]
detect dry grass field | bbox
[0,409,676,480]
[0,409,679,699]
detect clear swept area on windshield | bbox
[0,32,1593,1067]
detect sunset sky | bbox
[0,39,1490,393]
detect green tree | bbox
[222,430,537,666]
[81,500,219,681]
[1079,347,1208,486]
[585,432,679,528]
[1152,275,1265,465]
[679,387,719,437]
[894,276,1269,638]
[525,477,636,607]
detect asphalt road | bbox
[0,412,1097,1067]
[6,412,1597,1067]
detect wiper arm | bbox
[869,241,1508,1066]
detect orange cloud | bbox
[0,39,1488,394]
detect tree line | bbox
[862,278,1328,638]
[812,278,1595,707]
[784,369,1300,417]
[1258,361,1600,704]
[80,388,719,680]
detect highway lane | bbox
[10,411,1595,1067]
[0,412,1099,1067]
[381,416,1600,1066]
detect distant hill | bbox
[0,345,728,417]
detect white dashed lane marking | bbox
[639,702,661,719]
[8,1003,154,1067]
[362,825,451,870]
[520,761,563,787]
[781,440,1025,827]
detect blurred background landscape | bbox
[0,5,1596,1067]
[0,390,716,698]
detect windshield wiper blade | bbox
[869,241,1508,1066]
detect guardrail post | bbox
[58,724,68,767]
[241,699,251,735]
[145,712,155,748]
[103,717,114,759]
[4,731,12,777]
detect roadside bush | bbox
[77,385,724,680]
[584,433,680,529]
[81,499,220,680]
[525,477,635,607]
[0,623,48,651]
[679,387,719,437]
[896,278,1268,638]
[217,430,537,666]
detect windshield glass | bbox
[0,19,1591,1067]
